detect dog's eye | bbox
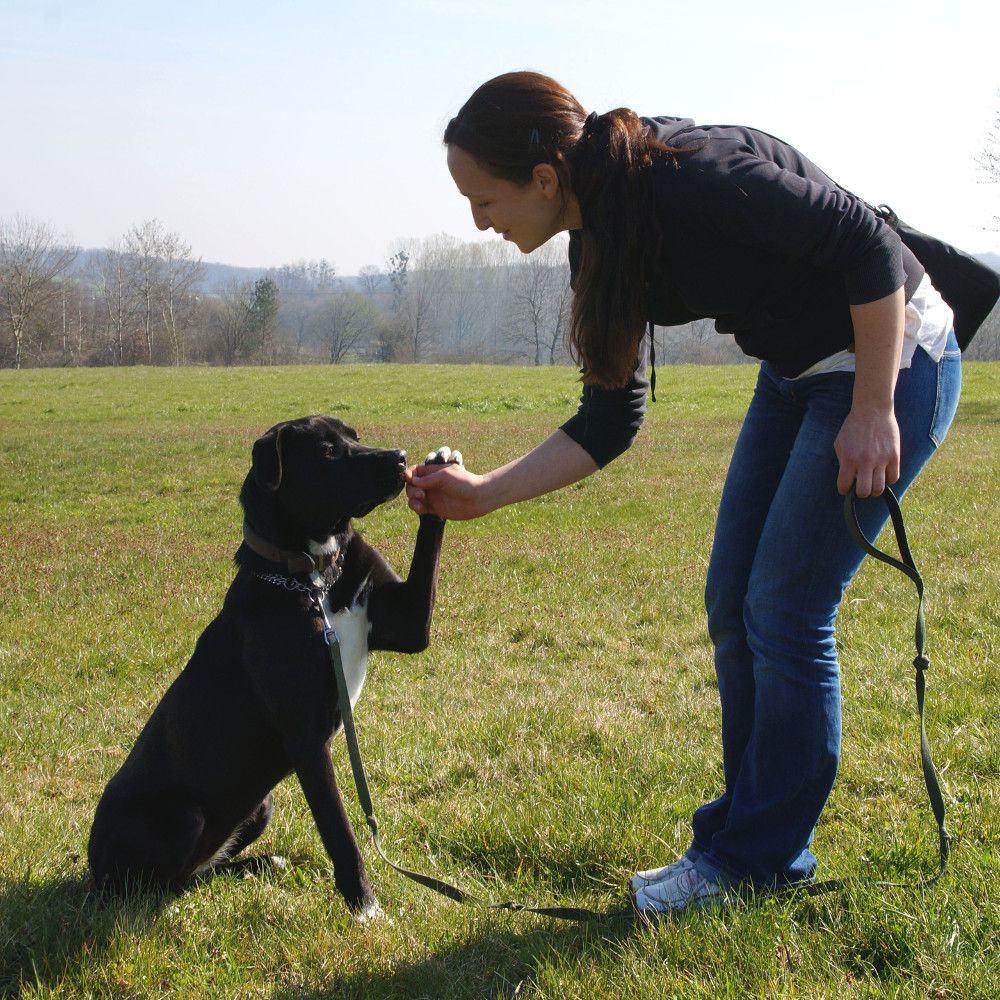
[321,442,339,459]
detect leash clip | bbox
[317,599,339,647]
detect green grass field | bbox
[1,362,997,999]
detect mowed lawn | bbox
[0,362,997,1000]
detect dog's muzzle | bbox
[350,449,407,517]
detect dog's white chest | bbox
[321,592,371,718]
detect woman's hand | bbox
[405,462,493,520]
[405,430,600,521]
[834,404,900,497]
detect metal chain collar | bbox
[251,571,332,600]
[251,549,345,606]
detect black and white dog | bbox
[88,415,460,920]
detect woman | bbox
[405,71,961,915]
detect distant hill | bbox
[72,248,269,292]
[977,252,1000,273]
[68,246,1000,291]
[70,249,365,293]
[197,260,271,291]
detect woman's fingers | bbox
[405,461,481,519]
[834,408,900,498]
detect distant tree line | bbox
[2,213,998,369]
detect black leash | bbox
[316,602,626,924]
[312,486,949,919]
[799,486,951,897]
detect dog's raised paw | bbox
[425,446,463,466]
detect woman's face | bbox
[447,145,567,254]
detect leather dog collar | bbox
[242,521,342,576]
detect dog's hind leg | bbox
[290,742,381,919]
[227,794,274,857]
[196,795,282,878]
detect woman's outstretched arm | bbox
[405,429,599,521]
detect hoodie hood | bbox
[642,115,698,146]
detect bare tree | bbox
[0,216,78,368]
[406,278,438,362]
[513,256,547,365]
[57,279,90,364]
[98,220,203,365]
[978,101,1000,230]
[270,259,337,294]
[124,219,167,363]
[357,264,385,299]
[417,235,490,360]
[963,303,1000,361]
[511,239,571,365]
[476,239,520,361]
[95,242,137,365]
[209,281,257,365]
[268,259,338,362]
[547,269,572,364]
[981,116,1000,181]
[393,239,460,362]
[158,230,203,365]
[311,288,379,363]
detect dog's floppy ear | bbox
[252,424,290,492]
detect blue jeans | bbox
[689,333,962,888]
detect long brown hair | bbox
[444,71,681,387]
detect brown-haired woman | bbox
[406,71,961,915]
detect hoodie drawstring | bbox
[648,321,657,402]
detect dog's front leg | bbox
[291,741,382,920]
[366,448,461,653]
[365,513,446,653]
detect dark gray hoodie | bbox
[561,115,922,467]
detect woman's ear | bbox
[532,162,561,200]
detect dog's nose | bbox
[395,449,406,465]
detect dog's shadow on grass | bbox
[0,868,167,998]
[274,905,641,1000]
[0,854,290,997]
[0,867,640,998]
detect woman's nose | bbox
[471,206,490,231]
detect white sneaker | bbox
[631,864,727,915]
[629,855,696,894]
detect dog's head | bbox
[241,415,406,542]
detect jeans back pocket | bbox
[930,332,962,448]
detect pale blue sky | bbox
[3,0,998,272]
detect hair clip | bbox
[529,127,541,146]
